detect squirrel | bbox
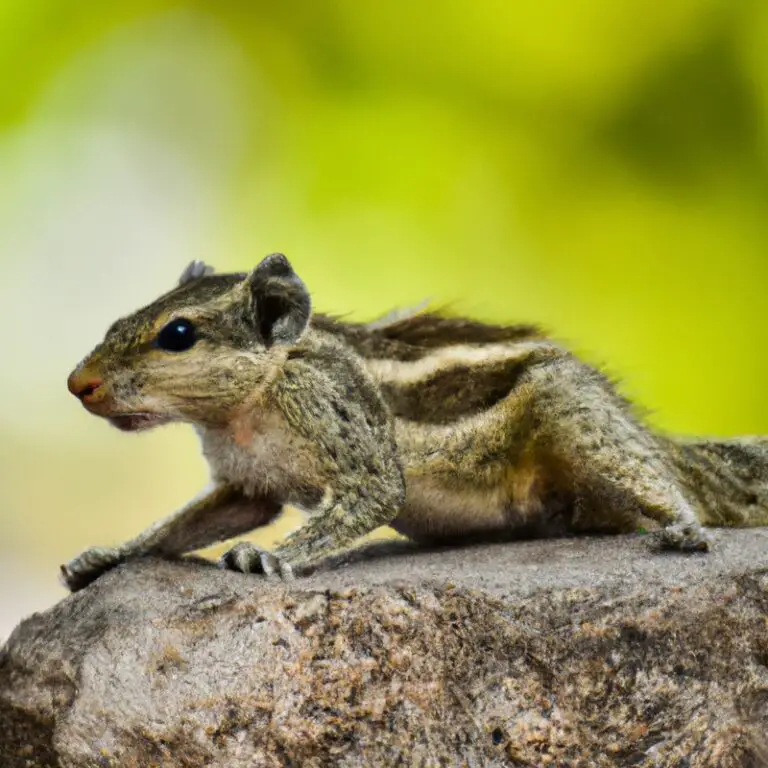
[61,253,768,591]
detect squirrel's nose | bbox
[67,372,104,402]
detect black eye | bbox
[156,318,197,352]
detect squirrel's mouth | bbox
[108,413,171,432]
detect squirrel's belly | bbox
[389,477,513,541]
[391,459,564,542]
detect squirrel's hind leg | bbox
[528,357,710,552]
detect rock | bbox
[2,530,768,767]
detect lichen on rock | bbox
[2,531,768,767]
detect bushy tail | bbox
[673,437,768,527]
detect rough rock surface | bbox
[2,529,768,767]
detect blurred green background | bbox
[1,1,766,635]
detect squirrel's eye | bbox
[156,318,197,352]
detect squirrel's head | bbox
[67,253,312,431]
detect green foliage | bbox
[1,1,766,564]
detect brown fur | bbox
[61,255,768,590]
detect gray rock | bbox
[2,530,768,767]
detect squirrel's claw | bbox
[219,541,295,581]
[653,523,711,553]
[60,546,124,592]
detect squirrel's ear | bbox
[178,260,214,286]
[246,253,311,346]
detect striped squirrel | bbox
[61,254,768,590]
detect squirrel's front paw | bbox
[219,542,296,581]
[60,546,124,592]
